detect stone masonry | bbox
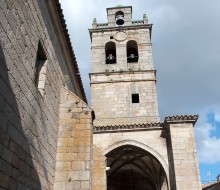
[90,7,159,126]
[0,1,89,190]
[92,147,106,190]
[165,117,202,190]
[54,87,93,190]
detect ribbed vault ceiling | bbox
[106,145,167,190]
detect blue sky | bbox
[195,111,220,183]
[60,0,220,184]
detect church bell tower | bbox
[89,6,159,126]
[89,6,201,190]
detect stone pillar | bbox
[92,147,106,190]
[54,87,94,190]
[165,115,202,190]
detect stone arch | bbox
[102,139,170,190]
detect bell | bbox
[116,15,124,25]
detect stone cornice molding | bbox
[93,122,162,133]
[90,79,156,85]
[89,24,152,41]
[93,115,199,133]
[106,6,132,11]
[164,115,199,126]
[89,24,152,32]
[89,70,156,77]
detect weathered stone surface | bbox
[90,7,159,127]
[92,147,106,190]
[0,1,87,190]
[167,122,202,190]
[54,87,93,190]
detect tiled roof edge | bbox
[94,122,162,132]
[164,115,199,125]
[55,1,87,103]
[202,181,220,189]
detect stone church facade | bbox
[0,1,201,190]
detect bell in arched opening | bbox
[105,42,116,64]
[127,40,139,63]
[115,11,125,26]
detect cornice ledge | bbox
[93,122,162,133]
[89,24,152,32]
[164,115,199,126]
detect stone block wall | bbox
[54,87,93,190]
[167,122,202,190]
[90,13,158,126]
[0,1,85,189]
[91,75,159,126]
[91,28,152,73]
[92,147,106,190]
[107,7,132,27]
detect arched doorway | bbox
[106,145,168,190]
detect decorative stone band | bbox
[90,24,152,32]
[89,24,153,40]
[164,115,199,126]
[93,123,162,133]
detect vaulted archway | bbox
[106,145,168,190]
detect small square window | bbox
[110,36,114,39]
[132,94,139,103]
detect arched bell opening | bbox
[127,40,139,63]
[106,145,168,190]
[115,11,125,26]
[105,42,116,64]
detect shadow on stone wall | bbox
[0,43,41,189]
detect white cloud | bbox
[214,112,220,122]
[195,110,220,164]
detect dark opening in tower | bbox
[127,40,139,63]
[115,11,125,25]
[105,42,116,64]
[132,94,139,103]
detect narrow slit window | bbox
[35,42,47,96]
[132,94,139,103]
